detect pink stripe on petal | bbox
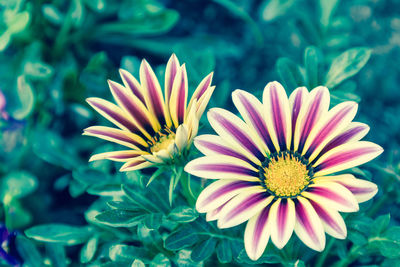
[270,198,295,249]
[309,200,346,239]
[177,66,187,124]
[269,83,290,150]
[120,158,153,171]
[193,73,213,100]
[206,204,226,221]
[119,69,145,103]
[165,54,180,103]
[289,87,308,148]
[83,126,146,149]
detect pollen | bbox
[150,132,176,153]
[262,154,310,197]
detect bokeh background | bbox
[1,0,400,266]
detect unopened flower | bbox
[84,54,215,171]
[185,82,383,260]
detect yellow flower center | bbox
[262,154,310,197]
[150,132,176,153]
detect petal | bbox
[142,154,165,164]
[119,69,145,103]
[206,203,226,221]
[232,89,275,154]
[108,80,160,135]
[208,108,265,165]
[269,198,296,249]
[309,199,347,239]
[244,206,272,261]
[313,174,378,203]
[184,155,260,182]
[164,54,180,104]
[288,86,309,150]
[89,150,148,162]
[302,182,359,212]
[184,100,199,143]
[86,97,142,135]
[83,126,148,150]
[217,190,273,229]
[294,86,330,153]
[294,197,326,252]
[175,124,189,152]
[262,81,292,151]
[303,101,358,162]
[187,72,214,111]
[139,59,170,127]
[196,179,260,213]
[311,122,369,164]
[194,134,256,165]
[193,85,215,119]
[169,65,188,128]
[313,141,383,176]
[119,157,154,171]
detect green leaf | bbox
[95,209,146,227]
[11,75,35,120]
[7,11,30,34]
[46,244,67,267]
[146,167,165,187]
[72,168,111,185]
[237,249,281,264]
[348,231,367,246]
[24,61,54,80]
[122,185,161,213]
[16,236,43,267]
[4,200,32,228]
[369,226,400,259]
[132,259,145,267]
[144,213,164,230]
[150,253,170,267]
[276,57,304,92]
[191,238,217,262]
[107,200,140,211]
[80,236,98,263]
[42,4,64,25]
[168,206,198,223]
[87,184,124,196]
[176,250,202,267]
[109,244,147,262]
[319,0,340,28]
[371,214,390,236]
[25,224,92,245]
[0,171,37,202]
[304,46,321,88]
[324,47,372,89]
[260,0,295,22]
[216,239,232,263]
[164,226,199,250]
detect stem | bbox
[179,172,196,207]
[333,245,362,267]
[315,237,336,267]
[366,194,389,217]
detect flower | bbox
[0,225,21,266]
[185,82,383,260]
[84,54,215,171]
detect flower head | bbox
[185,82,383,260]
[84,54,215,171]
[0,225,21,266]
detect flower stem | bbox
[315,237,336,267]
[179,171,196,207]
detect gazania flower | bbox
[84,54,215,171]
[185,82,383,260]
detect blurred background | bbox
[1,0,400,266]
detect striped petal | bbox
[119,69,145,103]
[312,122,369,163]
[196,179,259,213]
[302,182,359,212]
[187,72,214,114]
[139,59,170,127]
[89,150,148,162]
[309,200,347,239]
[83,126,147,150]
[119,157,154,171]
[232,89,275,154]
[169,65,188,128]
[206,203,226,221]
[313,174,378,203]
[184,155,260,182]
[244,206,272,260]
[86,98,141,134]
[194,135,256,165]
[262,81,292,152]
[294,86,330,153]
[217,190,273,229]
[108,80,160,135]
[289,87,309,150]
[303,101,358,162]
[269,198,296,249]
[208,108,265,165]
[193,85,215,119]
[175,124,189,152]
[313,141,383,176]
[164,54,180,104]
[294,197,326,252]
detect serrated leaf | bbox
[324,47,372,89]
[95,209,146,227]
[168,206,198,223]
[164,226,199,250]
[25,224,92,245]
[191,238,217,262]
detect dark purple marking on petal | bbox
[193,163,259,177]
[310,200,345,237]
[225,192,267,221]
[277,199,290,239]
[143,64,165,125]
[252,205,271,252]
[304,105,354,159]
[166,61,178,101]
[311,125,366,165]
[295,200,319,243]
[307,186,349,206]
[290,90,304,150]
[120,70,145,103]
[177,75,186,124]
[213,112,265,161]
[195,75,212,99]
[85,128,146,149]
[338,184,375,195]
[238,93,276,153]
[298,90,325,154]
[270,84,287,150]
[206,181,255,203]
[314,147,379,173]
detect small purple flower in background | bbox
[0,90,9,120]
[185,81,383,260]
[0,225,21,267]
